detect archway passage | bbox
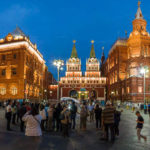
[90,90,97,100]
[69,90,78,98]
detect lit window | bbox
[12,68,17,75]
[1,69,6,76]
[0,88,6,95]
[138,86,142,93]
[11,87,17,95]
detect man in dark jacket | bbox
[70,102,77,129]
[95,104,102,129]
[55,103,62,131]
[19,102,27,132]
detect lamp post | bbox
[140,66,149,114]
[53,59,64,100]
[44,89,47,101]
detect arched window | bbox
[11,87,17,95]
[0,87,6,95]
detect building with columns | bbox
[0,27,55,101]
[50,40,106,101]
[103,1,150,103]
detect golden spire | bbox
[73,40,76,44]
[91,40,94,44]
[138,0,141,7]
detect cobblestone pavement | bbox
[0,108,150,150]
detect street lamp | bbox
[53,59,64,100]
[140,66,149,114]
[44,89,47,101]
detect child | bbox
[135,111,147,141]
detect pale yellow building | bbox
[0,27,48,101]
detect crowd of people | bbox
[3,99,147,142]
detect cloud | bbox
[0,4,39,24]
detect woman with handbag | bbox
[22,106,42,137]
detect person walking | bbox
[80,105,88,131]
[22,106,42,137]
[101,101,115,141]
[148,104,150,118]
[6,101,12,131]
[135,111,147,141]
[94,104,102,130]
[70,102,77,129]
[114,109,121,136]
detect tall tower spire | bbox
[135,1,143,19]
[71,40,78,58]
[132,1,147,33]
[101,46,105,65]
[90,40,96,58]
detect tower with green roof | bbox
[85,40,100,77]
[66,40,82,77]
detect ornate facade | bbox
[50,40,106,101]
[103,2,150,103]
[0,27,54,101]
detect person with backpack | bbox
[70,102,77,129]
[22,106,42,137]
[135,111,147,141]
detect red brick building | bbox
[103,2,150,104]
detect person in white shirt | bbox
[39,105,46,131]
[22,106,42,136]
[6,101,12,131]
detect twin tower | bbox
[65,40,105,78]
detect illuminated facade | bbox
[0,27,53,101]
[54,40,106,100]
[103,2,150,103]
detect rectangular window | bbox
[138,86,142,93]
[127,87,130,93]
[2,55,5,61]
[12,68,17,75]
[1,69,6,76]
[13,54,17,59]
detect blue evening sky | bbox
[0,0,150,79]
